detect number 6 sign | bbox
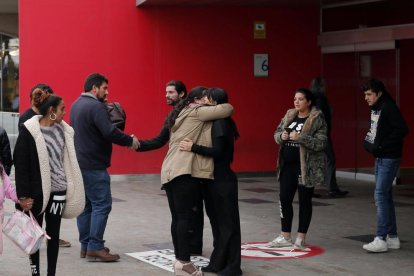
[254,53,269,77]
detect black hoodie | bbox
[363,92,409,158]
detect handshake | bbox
[129,135,140,151]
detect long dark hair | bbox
[309,77,326,94]
[204,87,240,140]
[167,86,207,130]
[166,80,187,98]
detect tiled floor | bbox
[1,175,413,275]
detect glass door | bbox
[0,35,20,151]
[322,49,399,177]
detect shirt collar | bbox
[81,92,97,100]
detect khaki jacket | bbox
[161,103,233,185]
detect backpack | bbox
[106,102,126,131]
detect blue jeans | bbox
[77,169,112,251]
[374,158,400,239]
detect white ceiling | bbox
[0,0,17,14]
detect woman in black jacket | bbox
[179,88,242,276]
[14,89,84,276]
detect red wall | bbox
[19,0,321,174]
[323,52,360,169]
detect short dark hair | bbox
[84,73,108,92]
[166,80,187,98]
[361,78,387,95]
[30,83,54,99]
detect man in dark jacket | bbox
[137,80,187,151]
[70,73,139,262]
[137,80,205,255]
[361,79,409,253]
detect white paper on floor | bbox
[126,249,209,273]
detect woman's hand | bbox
[179,138,193,151]
[289,131,300,141]
[281,131,290,141]
[19,197,34,212]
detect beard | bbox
[167,98,181,106]
[97,94,107,103]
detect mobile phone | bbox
[284,127,292,133]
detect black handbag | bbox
[106,102,126,131]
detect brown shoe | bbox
[86,248,119,262]
[59,239,71,247]
[81,247,110,258]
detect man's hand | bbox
[129,135,140,151]
[179,138,193,152]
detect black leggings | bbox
[165,175,203,262]
[279,165,314,234]
[30,191,66,276]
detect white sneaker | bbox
[267,234,292,247]
[363,237,388,253]
[293,237,307,250]
[386,236,400,249]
